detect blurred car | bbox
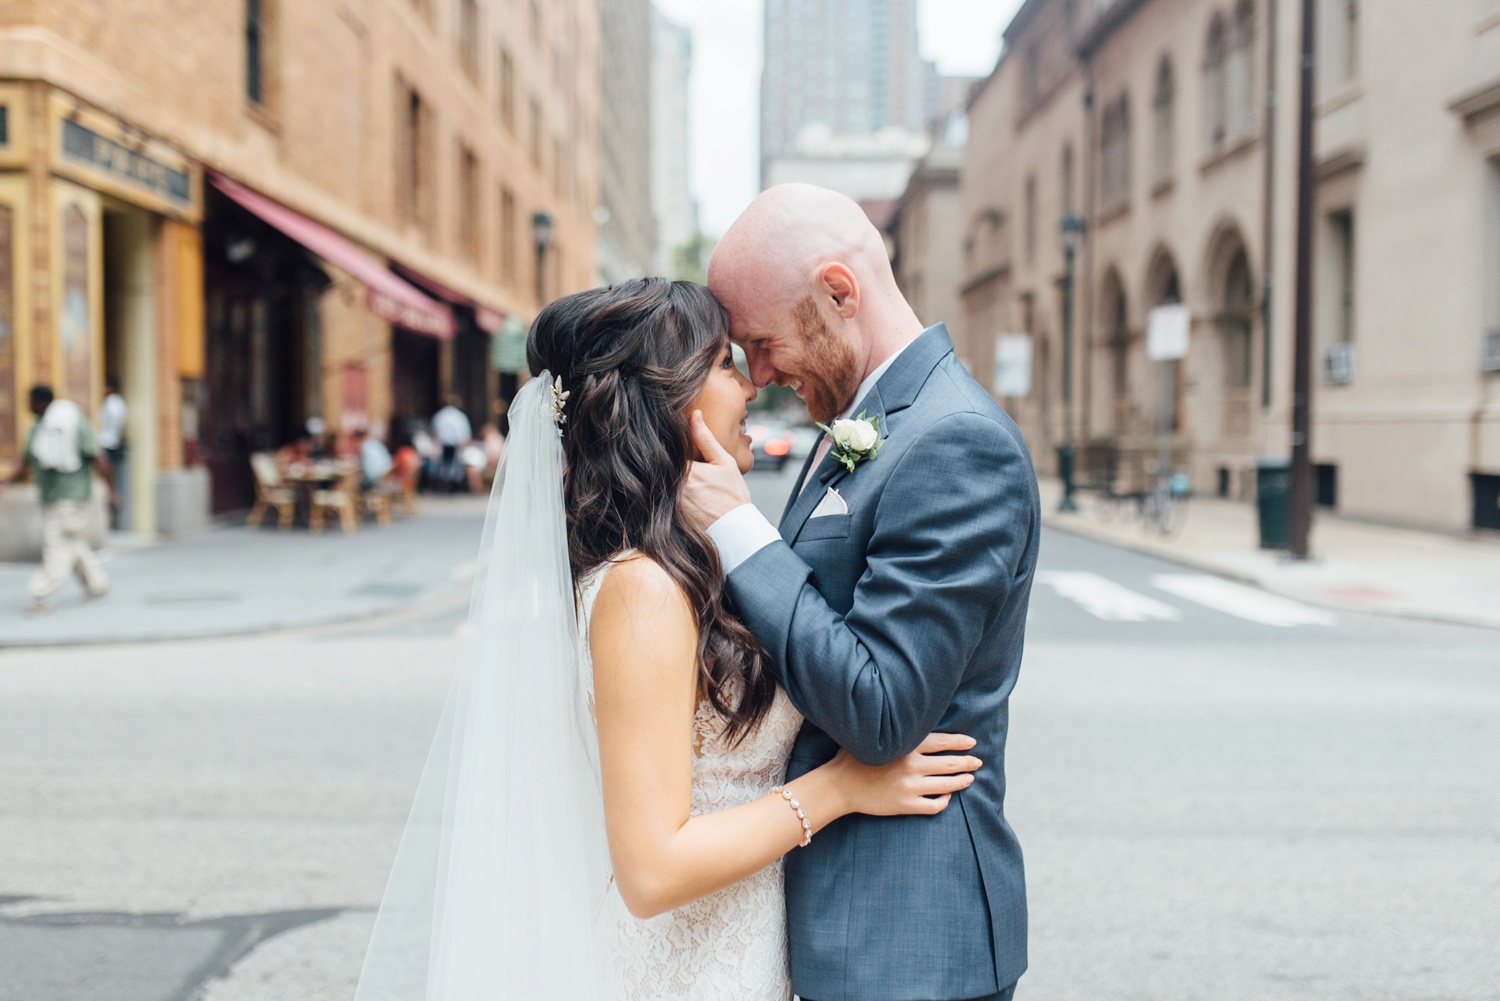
[789,425,821,461]
[748,420,796,471]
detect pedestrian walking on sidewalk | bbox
[2,385,113,613]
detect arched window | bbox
[1205,14,1228,148]
[1228,0,1256,137]
[1153,57,1175,184]
[1222,248,1254,388]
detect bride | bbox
[354,278,981,1000]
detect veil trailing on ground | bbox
[354,372,609,1000]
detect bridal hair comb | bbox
[550,375,571,436]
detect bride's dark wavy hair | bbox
[527,278,776,742]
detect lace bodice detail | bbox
[578,557,801,1001]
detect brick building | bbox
[0,0,599,533]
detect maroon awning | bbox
[209,172,455,339]
[391,262,507,333]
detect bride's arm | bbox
[591,556,979,920]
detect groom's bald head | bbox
[706,184,922,421]
[708,184,890,308]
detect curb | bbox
[1041,513,1500,632]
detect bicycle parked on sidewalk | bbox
[1095,451,1191,537]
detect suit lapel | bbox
[780,385,883,546]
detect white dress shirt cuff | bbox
[705,503,782,575]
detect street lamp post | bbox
[532,211,555,308]
[1058,212,1087,513]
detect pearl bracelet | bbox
[772,786,812,847]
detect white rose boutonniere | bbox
[817,411,885,473]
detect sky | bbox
[650,0,1026,237]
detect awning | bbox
[208,172,454,339]
[391,262,507,333]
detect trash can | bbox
[1256,457,1291,550]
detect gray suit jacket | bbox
[727,324,1038,1001]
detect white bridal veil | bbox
[353,372,609,1000]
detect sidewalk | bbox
[0,496,488,648]
[1039,479,1500,630]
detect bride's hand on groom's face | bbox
[829,733,982,818]
[682,410,753,532]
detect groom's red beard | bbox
[789,295,861,425]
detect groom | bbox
[683,184,1039,1001]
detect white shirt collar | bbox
[839,339,915,421]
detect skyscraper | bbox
[760,0,971,201]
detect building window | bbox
[1323,0,1360,85]
[529,96,543,169]
[1100,94,1131,211]
[1228,0,1256,137]
[458,0,479,79]
[397,78,431,235]
[500,187,517,284]
[530,0,543,43]
[552,135,565,196]
[246,0,266,105]
[1222,248,1254,388]
[1205,14,1228,148]
[500,48,515,131]
[1023,43,1041,111]
[1330,209,1355,343]
[1153,57,1175,184]
[1024,175,1037,264]
[458,144,480,259]
[1062,144,1075,215]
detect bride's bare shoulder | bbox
[590,553,695,640]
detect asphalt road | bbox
[1,462,1495,1000]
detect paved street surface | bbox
[1,462,1496,1000]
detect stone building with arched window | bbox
[958,0,1500,533]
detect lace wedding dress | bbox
[579,559,804,1001]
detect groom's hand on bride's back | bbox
[682,410,752,532]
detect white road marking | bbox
[1150,574,1336,627]
[1036,571,1183,622]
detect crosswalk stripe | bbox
[1035,571,1182,622]
[1150,574,1336,627]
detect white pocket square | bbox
[809,486,849,519]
